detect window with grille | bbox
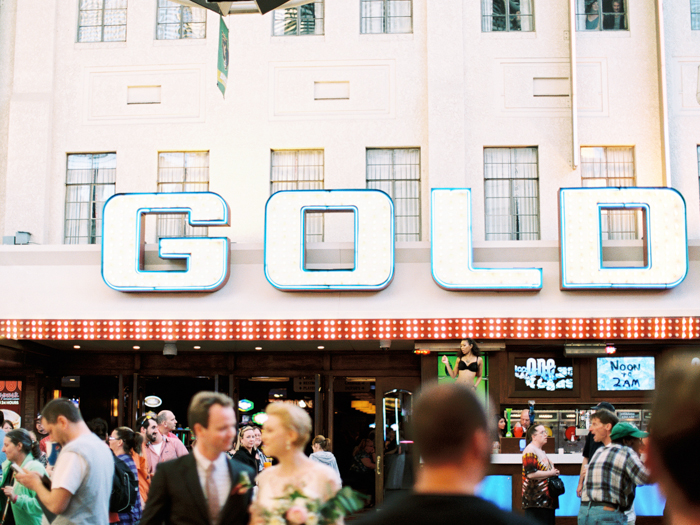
[484,147,540,241]
[575,0,627,31]
[693,0,700,30]
[360,0,412,34]
[366,148,420,241]
[481,0,534,32]
[64,153,116,244]
[156,152,210,240]
[156,0,206,40]
[580,146,637,240]
[273,1,324,36]
[271,150,325,242]
[77,0,127,42]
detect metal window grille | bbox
[64,153,116,244]
[156,0,206,40]
[693,0,700,30]
[77,0,127,43]
[484,147,540,241]
[273,1,324,36]
[481,0,534,32]
[271,150,325,243]
[575,0,627,31]
[360,0,412,34]
[156,152,210,239]
[580,146,637,240]
[366,148,421,242]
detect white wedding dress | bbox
[250,459,343,525]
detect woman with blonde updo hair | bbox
[250,403,342,525]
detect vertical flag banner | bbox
[217,17,229,97]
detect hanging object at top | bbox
[169,0,315,16]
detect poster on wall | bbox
[438,353,488,402]
[514,357,574,392]
[0,380,22,429]
[597,357,655,391]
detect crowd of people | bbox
[0,359,698,525]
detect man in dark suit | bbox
[141,392,255,525]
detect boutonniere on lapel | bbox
[231,471,253,495]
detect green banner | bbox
[217,17,229,97]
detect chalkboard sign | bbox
[597,357,655,391]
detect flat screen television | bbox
[597,356,655,391]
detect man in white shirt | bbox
[14,398,113,525]
[141,392,255,525]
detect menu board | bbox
[514,357,574,392]
[597,357,655,391]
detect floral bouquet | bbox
[259,485,367,525]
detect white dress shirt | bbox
[193,445,232,515]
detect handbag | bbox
[549,475,566,497]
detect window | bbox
[366,148,421,241]
[693,0,700,30]
[64,153,116,244]
[77,0,127,42]
[483,147,540,241]
[580,147,637,240]
[156,0,206,40]
[273,1,324,36]
[481,0,534,32]
[156,152,209,239]
[360,0,412,34]
[271,150,324,242]
[576,0,627,31]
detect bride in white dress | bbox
[250,403,343,525]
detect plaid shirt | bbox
[582,443,650,510]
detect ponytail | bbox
[6,429,41,459]
[312,435,331,451]
[114,426,141,455]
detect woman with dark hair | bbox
[441,339,484,390]
[108,427,143,525]
[1,428,47,525]
[522,424,559,525]
[586,0,601,29]
[497,415,508,437]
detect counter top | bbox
[491,453,583,465]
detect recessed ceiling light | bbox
[133,345,140,350]
[73,345,80,349]
[317,346,324,349]
[194,346,201,349]
[255,346,262,351]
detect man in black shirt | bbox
[576,402,615,497]
[357,383,535,525]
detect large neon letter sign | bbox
[102,192,230,292]
[431,188,543,290]
[264,190,394,291]
[559,187,688,289]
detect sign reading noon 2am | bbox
[101,186,689,293]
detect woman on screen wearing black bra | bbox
[441,339,483,390]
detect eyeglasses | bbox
[108,436,121,441]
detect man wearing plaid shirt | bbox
[578,409,650,525]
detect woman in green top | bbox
[1,429,47,525]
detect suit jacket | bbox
[140,453,255,525]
